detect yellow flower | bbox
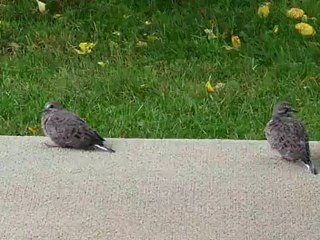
[74,42,96,55]
[205,81,214,93]
[231,35,241,49]
[273,25,279,34]
[287,8,305,19]
[257,3,270,18]
[295,22,316,36]
[36,0,46,14]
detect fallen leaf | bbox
[222,45,234,51]
[98,61,106,67]
[204,28,217,40]
[36,0,46,14]
[257,3,270,18]
[140,84,147,90]
[215,82,225,90]
[273,25,279,34]
[308,76,320,81]
[231,35,241,49]
[136,41,148,48]
[147,33,159,43]
[287,8,305,19]
[7,42,20,54]
[208,19,217,28]
[205,81,214,93]
[27,127,39,134]
[295,22,316,36]
[74,42,96,55]
[123,14,132,19]
[109,41,119,49]
[112,31,121,36]
[302,14,308,22]
[53,14,62,19]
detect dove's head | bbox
[42,101,63,113]
[273,101,297,117]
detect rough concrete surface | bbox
[0,136,320,240]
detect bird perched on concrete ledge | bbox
[41,101,115,153]
[265,101,317,175]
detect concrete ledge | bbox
[0,136,319,239]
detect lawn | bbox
[0,0,320,139]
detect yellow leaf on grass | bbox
[53,14,62,19]
[27,127,39,133]
[205,81,214,93]
[136,41,148,48]
[204,28,217,40]
[301,14,308,22]
[112,31,121,36]
[74,42,96,55]
[273,25,279,34]
[147,33,159,43]
[36,0,46,14]
[231,35,241,49]
[222,45,234,51]
[295,22,316,36]
[123,14,131,19]
[7,42,20,54]
[287,8,305,19]
[98,61,106,67]
[215,82,225,90]
[257,3,270,18]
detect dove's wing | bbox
[46,110,104,149]
[266,117,308,157]
[266,115,316,174]
[289,119,310,159]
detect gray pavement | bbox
[0,136,320,239]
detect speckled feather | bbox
[41,103,115,152]
[265,102,317,174]
[266,116,310,161]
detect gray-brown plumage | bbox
[265,101,317,175]
[41,102,115,152]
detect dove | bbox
[41,101,115,152]
[265,101,317,175]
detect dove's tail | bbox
[95,143,115,153]
[303,160,318,175]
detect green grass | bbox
[1,0,320,139]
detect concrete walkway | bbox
[0,136,320,239]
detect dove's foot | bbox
[44,142,60,148]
